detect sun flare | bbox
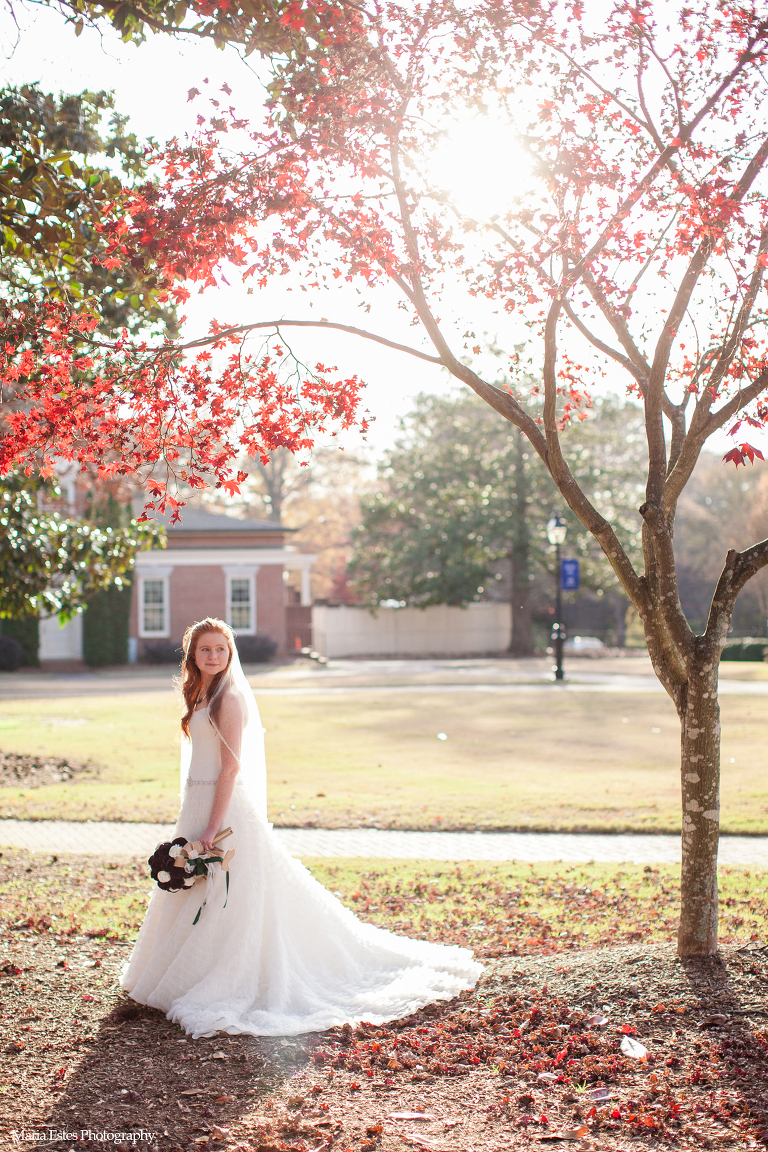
[427,115,535,221]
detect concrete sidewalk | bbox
[1,819,766,866]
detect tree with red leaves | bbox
[6,0,768,954]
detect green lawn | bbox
[1,685,767,831]
[1,852,766,952]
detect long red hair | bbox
[180,618,234,738]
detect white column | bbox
[300,561,312,607]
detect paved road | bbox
[1,819,766,866]
[1,655,767,697]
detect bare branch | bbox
[646,237,713,504]
[541,297,644,604]
[146,319,444,365]
[579,266,656,389]
[703,367,768,438]
[388,139,551,457]
[704,538,768,653]
[664,239,768,512]
[560,299,648,394]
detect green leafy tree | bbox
[37,0,318,54]
[0,474,159,621]
[0,85,173,640]
[0,84,176,336]
[349,392,647,654]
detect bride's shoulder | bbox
[218,684,248,725]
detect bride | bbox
[121,617,481,1038]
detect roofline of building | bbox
[134,548,316,568]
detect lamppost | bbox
[546,511,567,682]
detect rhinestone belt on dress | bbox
[186,778,243,786]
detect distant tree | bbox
[281,449,372,604]
[181,445,371,603]
[251,450,310,525]
[349,392,646,654]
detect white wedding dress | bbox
[121,705,481,1038]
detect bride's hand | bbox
[200,827,218,852]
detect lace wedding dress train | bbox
[121,707,482,1038]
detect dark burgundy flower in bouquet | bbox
[148,836,195,892]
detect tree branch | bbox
[569,36,768,290]
[541,296,644,605]
[663,239,768,512]
[151,318,445,365]
[387,139,551,456]
[560,299,648,394]
[704,537,768,653]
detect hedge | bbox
[0,616,40,666]
[721,637,768,662]
[82,580,132,667]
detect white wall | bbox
[39,613,83,661]
[312,603,512,658]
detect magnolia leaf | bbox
[620,1035,648,1059]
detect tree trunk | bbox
[677,656,721,955]
[509,429,534,656]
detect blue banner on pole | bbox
[561,558,580,590]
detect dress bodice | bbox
[188,707,222,783]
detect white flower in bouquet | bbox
[157,870,171,883]
[184,877,196,887]
[169,845,182,858]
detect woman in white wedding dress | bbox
[121,617,481,1038]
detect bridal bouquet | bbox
[149,828,235,922]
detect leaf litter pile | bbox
[0,750,95,788]
[1,850,767,1151]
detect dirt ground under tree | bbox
[2,850,768,1151]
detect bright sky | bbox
[0,4,748,467]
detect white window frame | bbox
[137,569,172,638]
[224,566,258,636]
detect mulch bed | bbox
[0,751,95,788]
[2,924,768,1151]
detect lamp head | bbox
[546,511,567,546]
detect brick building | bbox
[130,509,315,661]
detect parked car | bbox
[563,635,606,653]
